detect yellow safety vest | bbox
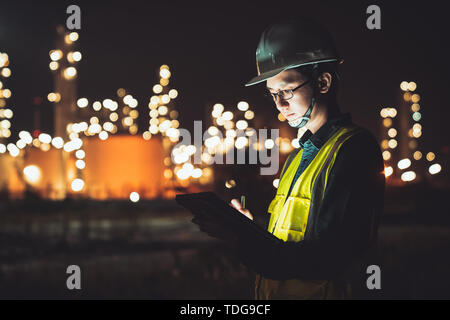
[256,125,362,300]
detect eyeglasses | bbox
[265,80,310,101]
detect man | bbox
[192,17,385,299]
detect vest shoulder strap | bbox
[279,147,301,181]
[278,125,360,182]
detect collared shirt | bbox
[286,113,353,199]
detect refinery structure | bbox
[0,26,212,200]
[0,26,293,201]
[379,81,442,185]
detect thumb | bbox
[230,198,242,210]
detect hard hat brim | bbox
[245,66,286,87]
[244,58,342,87]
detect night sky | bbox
[1,0,449,155]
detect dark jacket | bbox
[235,113,386,285]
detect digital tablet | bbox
[175,191,282,244]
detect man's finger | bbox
[230,198,242,210]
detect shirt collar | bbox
[298,112,353,149]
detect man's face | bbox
[266,69,313,122]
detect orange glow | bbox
[384,166,393,177]
[82,135,165,199]
[0,136,167,200]
[163,168,173,179]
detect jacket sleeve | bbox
[235,130,386,280]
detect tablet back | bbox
[176,192,282,244]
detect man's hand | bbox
[229,198,253,220]
[190,198,253,243]
[191,212,238,243]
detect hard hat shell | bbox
[245,18,342,87]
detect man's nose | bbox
[275,97,289,110]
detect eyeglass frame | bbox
[265,79,311,101]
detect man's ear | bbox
[317,72,332,94]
